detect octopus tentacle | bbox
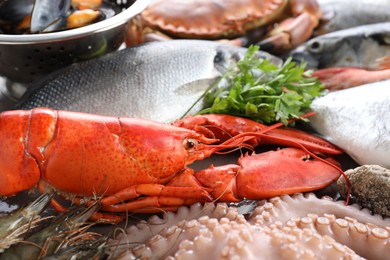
[109,202,240,258]
[109,193,390,259]
[286,214,390,259]
[118,216,364,259]
[250,193,390,227]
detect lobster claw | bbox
[194,147,341,201]
[174,114,343,155]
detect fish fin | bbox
[376,56,390,70]
[174,78,219,95]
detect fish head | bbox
[212,45,243,75]
[212,43,282,75]
[289,35,350,69]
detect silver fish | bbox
[316,0,390,36]
[16,40,280,123]
[309,79,390,169]
[290,22,390,70]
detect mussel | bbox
[30,0,71,33]
[0,0,121,34]
[0,0,34,33]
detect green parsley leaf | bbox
[197,45,324,125]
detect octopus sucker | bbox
[109,193,390,259]
[108,202,240,258]
[116,216,366,259]
[338,165,390,217]
[286,214,390,259]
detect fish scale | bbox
[309,79,390,169]
[17,40,280,123]
[316,0,390,35]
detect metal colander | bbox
[0,0,150,83]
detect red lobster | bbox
[0,108,343,222]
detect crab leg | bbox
[258,0,322,52]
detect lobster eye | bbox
[183,138,196,150]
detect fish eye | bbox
[384,35,390,44]
[183,138,196,150]
[372,33,390,45]
[308,41,323,53]
[214,51,225,64]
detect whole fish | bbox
[16,40,280,123]
[315,0,390,35]
[290,22,390,70]
[309,79,390,169]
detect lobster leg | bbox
[38,181,124,223]
[99,169,212,212]
[99,147,341,213]
[37,181,72,214]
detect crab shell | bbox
[139,0,291,39]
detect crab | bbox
[126,0,322,53]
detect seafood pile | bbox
[0,0,390,259]
[0,0,122,34]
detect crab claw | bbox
[194,147,341,201]
[257,0,322,53]
[258,12,318,53]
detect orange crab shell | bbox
[140,0,290,39]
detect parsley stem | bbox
[245,95,281,100]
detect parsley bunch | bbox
[197,45,324,125]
